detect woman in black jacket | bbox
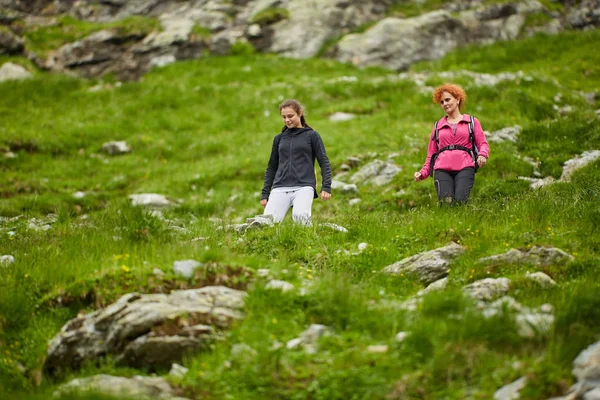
[261,99,332,225]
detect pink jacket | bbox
[417,114,490,180]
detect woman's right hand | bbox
[260,199,268,208]
[414,171,422,181]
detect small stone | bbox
[367,345,388,353]
[319,223,348,233]
[169,363,189,378]
[349,198,361,206]
[73,191,86,199]
[525,271,557,288]
[494,376,527,400]
[129,193,172,208]
[286,338,303,349]
[0,255,15,265]
[395,332,409,343]
[339,163,351,171]
[265,280,294,293]
[152,268,165,277]
[329,112,355,122]
[256,269,270,277]
[0,62,32,81]
[101,141,130,155]
[540,304,553,314]
[173,260,203,279]
[358,242,368,251]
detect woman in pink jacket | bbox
[414,83,490,203]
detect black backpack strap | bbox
[434,120,440,149]
[468,116,480,172]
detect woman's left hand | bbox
[320,191,331,201]
[477,156,487,168]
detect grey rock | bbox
[367,345,388,353]
[416,277,448,297]
[567,0,600,29]
[265,280,294,293]
[173,259,203,279]
[573,341,600,396]
[525,271,557,288]
[561,150,600,182]
[329,112,355,122]
[384,243,464,285]
[231,343,258,361]
[44,286,246,374]
[357,242,368,251]
[0,62,31,81]
[487,126,522,143]
[102,141,131,155]
[395,332,410,343]
[129,193,173,208]
[350,160,401,186]
[286,324,331,354]
[349,198,361,206]
[261,0,386,59]
[0,255,15,265]
[478,246,574,266]
[464,278,511,301]
[517,175,556,189]
[516,312,554,338]
[55,374,190,399]
[169,363,189,378]
[0,29,24,55]
[319,223,348,233]
[494,377,527,400]
[335,4,531,71]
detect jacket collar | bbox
[437,114,471,129]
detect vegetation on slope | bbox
[1,28,599,399]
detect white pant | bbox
[264,187,314,225]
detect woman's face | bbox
[439,91,460,115]
[281,107,302,129]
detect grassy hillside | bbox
[1,28,599,399]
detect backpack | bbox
[429,115,479,177]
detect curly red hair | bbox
[432,84,467,110]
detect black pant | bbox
[434,168,475,204]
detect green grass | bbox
[1,28,600,399]
[388,0,445,18]
[250,8,289,25]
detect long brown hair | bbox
[279,99,311,132]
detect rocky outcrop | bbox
[55,374,190,400]
[547,340,600,399]
[44,286,246,374]
[246,0,388,58]
[44,27,206,80]
[332,2,543,70]
[383,242,464,285]
[2,0,597,78]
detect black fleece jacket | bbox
[261,126,332,200]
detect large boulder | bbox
[44,25,206,80]
[383,242,464,285]
[247,0,388,58]
[44,286,246,374]
[333,2,542,70]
